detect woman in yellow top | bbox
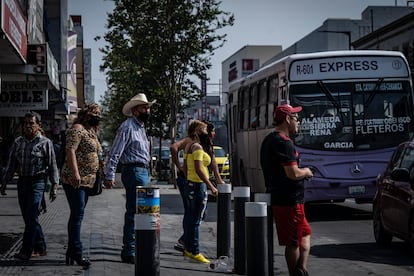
[182,120,218,264]
[170,120,224,252]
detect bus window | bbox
[231,105,237,143]
[258,81,267,128]
[268,76,278,102]
[240,87,250,130]
[250,85,258,128]
[268,77,278,126]
[250,85,258,107]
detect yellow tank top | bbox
[184,149,211,183]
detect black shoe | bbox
[174,238,185,252]
[174,243,184,252]
[66,254,91,267]
[121,255,135,264]
[294,267,309,276]
[14,252,30,261]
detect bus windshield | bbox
[290,80,414,151]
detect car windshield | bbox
[214,147,226,157]
[153,147,170,158]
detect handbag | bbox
[89,170,103,196]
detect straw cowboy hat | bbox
[122,93,156,116]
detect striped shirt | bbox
[105,116,150,180]
[3,132,59,185]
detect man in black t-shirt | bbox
[260,103,313,276]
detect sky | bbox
[68,0,406,102]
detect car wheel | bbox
[373,203,392,245]
[410,214,414,254]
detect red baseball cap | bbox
[274,104,302,121]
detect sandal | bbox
[31,250,47,257]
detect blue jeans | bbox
[17,178,46,255]
[183,182,208,255]
[176,174,188,243]
[121,165,150,257]
[63,182,89,256]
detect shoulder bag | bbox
[89,169,103,196]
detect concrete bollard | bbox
[245,202,268,276]
[135,186,160,276]
[255,193,273,276]
[233,186,250,275]
[217,183,232,258]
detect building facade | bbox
[0,0,90,165]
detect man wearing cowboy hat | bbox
[104,93,156,264]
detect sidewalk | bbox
[0,179,242,276]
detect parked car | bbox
[178,150,184,165]
[152,146,171,172]
[373,140,414,251]
[212,146,230,179]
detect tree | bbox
[97,0,234,146]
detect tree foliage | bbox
[97,0,234,144]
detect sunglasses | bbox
[289,115,300,122]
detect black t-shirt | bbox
[260,131,304,205]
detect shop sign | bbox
[1,0,28,62]
[0,81,48,116]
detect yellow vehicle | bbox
[212,146,230,179]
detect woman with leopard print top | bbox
[61,103,102,267]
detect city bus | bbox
[227,50,414,203]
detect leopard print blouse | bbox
[61,126,102,188]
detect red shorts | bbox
[272,204,311,246]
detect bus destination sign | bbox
[289,56,409,81]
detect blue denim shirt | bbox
[105,116,150,180]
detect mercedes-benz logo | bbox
[351,163,362,175]
[392,59,402,70]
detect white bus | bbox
[227,50,414,203]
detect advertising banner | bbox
[67,30,78,113]
[1,0,28,62]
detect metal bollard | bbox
[245,202,268,276]
[135,186,160,276]
[217,183,232,258]
[233,186,250,275]
[255,193,273,276]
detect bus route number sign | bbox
[296,64,314,75]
